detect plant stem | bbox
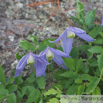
[98,68,103,85]
[48,61,52,84]
[30,64,36,75]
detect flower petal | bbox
[15,54,29,77]
[34,58,47,77]
[101,18,103,26]
[38,47,48,56]
[49,29,67,43]
[62,32,73,55]
[49,47,71,58]
[53,53,68,69]
[68,26,86,34]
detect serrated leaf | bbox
[25,73,36,85]
[38,39,55,51]
[67,83,79,95]
[85,77,99,94]
[6,76,14,85]
[7,93,16,103]
[21,86,26,97]
[70,47,79,59]
[0,65,6,84]
[26,89,40,103]
[85,10,95,27]
[0,95,6,102]
[60,71,78,78]
[14,76,23,85]
[36,76,46,89]
[89,26,103,38]
[77,85,85,95]
[26,86,35,96]
[93,38,103,44]
[76,58,84,72]
[97,54,103,72]
[47,98,59,103]
[92,87,101,95]
[44,89,58,96]
[62,57,75,71]
[6,84,17,93]
[17,90,22,102]
[29,35,39,46]
[88,46,103,53]
[20,39,35,51]
[76,1,84,23]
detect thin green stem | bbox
[98,68,103,85]
[48,61,52,84]
[30,64,36,75]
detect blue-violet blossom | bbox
[49,26,95,55]
[15,52,49,77]
[101,18,103,26]
[39,46,71,69]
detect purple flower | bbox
[39,46,71,69]
[49,26,95,55]
[15,52,49,78]
[101,18,103,26]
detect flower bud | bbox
[27,54,35,64]
[46,49,54,60]
[67,30,75,38]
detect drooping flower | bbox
[15,52,49,78]
[49,26,95,55]
[101,18,103,26]
[39,46,71,69]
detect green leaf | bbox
[85,77,99,94]
[88,46,103,53]
[16,52,22,60]
[76,1,84,23]
[29,35,39,46]
[70,47,79,59]
[0,89,8,102]
[92,87,101,95]
[26,86,35,96]
[25,73,36,85]
[6,84,17,93]
[0,95,6,102]
[36,76,46,89]
[17,90,22,102]
[26,89,40,103]
[81,66,89,73]
[6,76,14,85]
[62,57,75,71]
[85,10,95,27]
[97,54,103,72]
[21,86,26,97]
[20,39,35,51]
[77,85,85,95]
[93,38,103,44]
[89,26,103,38]
[0,65,6,84]
[14,76,23,85]
[44,89,58,96]
[38,39,55,51]
[67,83,79,95]
[76,58,84,72]
[60,71,78,78]
[7,93,16,103]
[47,98,59,103]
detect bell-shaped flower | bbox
[49,26,95,55]
[39,46,71,69]
[101,18,103,26]
[15,52,49,78]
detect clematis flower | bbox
[49,26,95,55]
[101,18,103,26]
[15,52,50,78]
[39,46,71,69]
